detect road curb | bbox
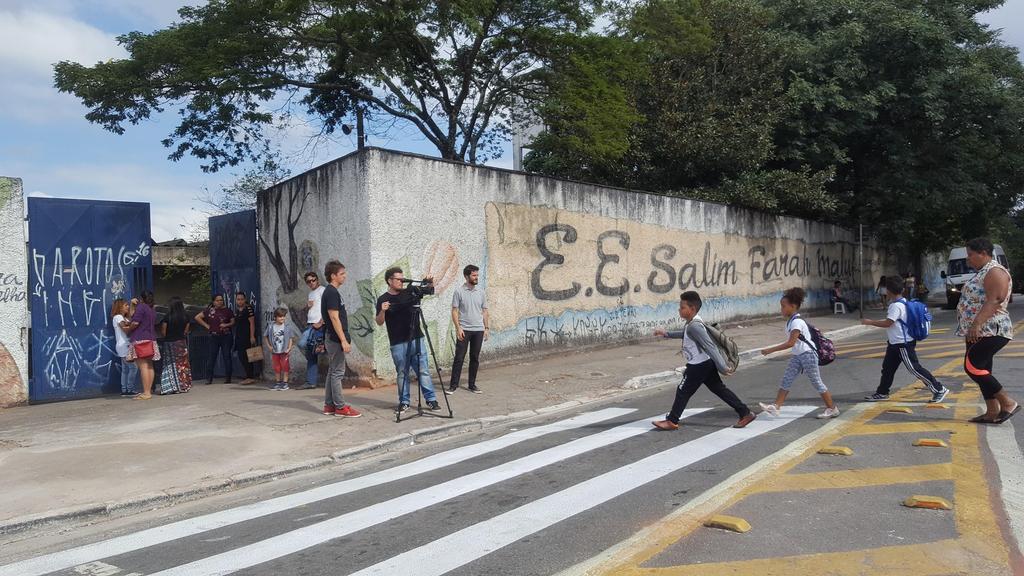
[621,324,875,391]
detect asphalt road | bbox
[2,305,1022,576]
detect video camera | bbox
[400,278,435,299]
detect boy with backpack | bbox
[758,287,841,419]
[652,291,757,430]
[860,276,948,402]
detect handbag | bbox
[133,340,155,359]
[246,346,264,362]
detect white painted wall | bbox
[258,149,899,383]
[0,177,29,407]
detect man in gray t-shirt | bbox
[447,264,489,394]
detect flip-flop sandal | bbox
[969,414,999,424]
[996,405,1021,424]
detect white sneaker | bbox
[759,402,780,417]
[817,406,840,419]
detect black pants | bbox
[965,337,1010,399]
[667,359,750,423]
[236,348,256,379]
[876,341,942,395]
[208,334,233,382]
[450,331,484,388]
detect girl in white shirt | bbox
[111,298,139,396]
[759,287,839,419]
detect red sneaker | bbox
[322,404,336,415]
[335,405,362,418]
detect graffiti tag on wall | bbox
[486,203,856,332]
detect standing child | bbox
[759,287,840,419]
[264,308,295,390]
[111,299,138,396]
[861,276,948,402]
[652,291,756,430]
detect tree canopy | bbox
[54,0,597,170]
[526,0,1024,256]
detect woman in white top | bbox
[111,298,139,396]
[759,287,839,419]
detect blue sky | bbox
[0,0,1021,241]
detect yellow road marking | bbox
[754,463,952,493]
[583,353,1013,575]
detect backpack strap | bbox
[789,313,818,353]
[894,298,911,341]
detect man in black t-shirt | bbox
[319,260,361,418]
[375,266,439,413]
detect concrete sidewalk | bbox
[0,307,884,534]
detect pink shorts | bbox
[272,352,290,373]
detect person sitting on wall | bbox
[830,280,858,312]
[376,267,441,414]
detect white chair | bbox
[834,301,847,314]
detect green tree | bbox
[54,0,597,170]
[766,0,1024,255]
[527,0,839,218]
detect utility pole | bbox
[859,223,865,319]
[356,107,365,151]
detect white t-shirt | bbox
[682,316,711,365]
[307,285,326,324]
[886,300,910,344]
[787,315,814,355]
[112,314,131,357]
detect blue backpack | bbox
[898,298,932,341]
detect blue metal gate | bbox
[207,210,259,378]
[27,198,152,402]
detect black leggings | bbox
[964,337,1010,400]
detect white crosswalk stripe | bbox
[0,405,823,576]
[148,409,711,576]
[0,407,635,576]
[351,406,816,576]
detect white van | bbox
[941,245,1010,308]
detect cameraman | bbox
[375,267,441,413]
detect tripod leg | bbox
[419,310,454,417]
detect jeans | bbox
[391,337,437,405]
[324,339,348,408]
[667,359,749,423]
[120,357,139,394]
[208,333,233,382]
[305,325,322,386]
[235,348,256,379]
[450,330,484,389]
[876,341,942,395]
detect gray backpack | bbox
[690,320,740,374]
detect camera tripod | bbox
[395,300,454,423]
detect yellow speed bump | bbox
[902,495,952,510]
[886,407,913,414]
[703,515,751,533]
[817,446,854,456]
[924,404,949,410]
[912,438,948,448]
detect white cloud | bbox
[0,9,127,122]
[0,10,125,78]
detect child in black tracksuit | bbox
[651,291,756,430]
[861,275,948,403]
